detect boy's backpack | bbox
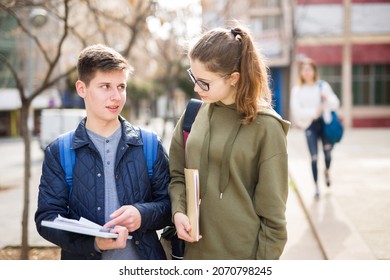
[159,98,203,260]
[58,128,158,196]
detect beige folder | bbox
[184,168,200,241]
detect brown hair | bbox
[188,25,271,124]
[297,57,319,85]
[77,44,133,86]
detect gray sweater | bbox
[88,127,140,260]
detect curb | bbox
[288,173,328,260]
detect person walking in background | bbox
[290,57,341,199]
[35,44,171,259]
[168,25,290,259]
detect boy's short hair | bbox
[77,44,133,85]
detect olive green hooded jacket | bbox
[169,101,290,259]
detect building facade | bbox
[295,0,390,127]
[201,0,293,119]
[201,0,390,127]
[0,7,63,137]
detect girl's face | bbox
[300,63,316,84]
[189,59,236,105]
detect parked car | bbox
[39,108,86,150]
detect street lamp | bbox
[29,8,48,28]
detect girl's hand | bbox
[173,212,202,243]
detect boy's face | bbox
[76,70,128,125]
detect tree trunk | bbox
[20,103,31,259]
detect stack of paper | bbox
[41,215,132,239]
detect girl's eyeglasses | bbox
[187,68,230,92]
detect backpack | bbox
[58,127,158,196]
[182,98,203,146]
[159,98,203,260]
[318,80,344,145]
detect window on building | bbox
[318,65,343,104]
[0,12,17,88]
[0,111,11,136]
[250,14,282,58]
[352,64,390,106]
[0,49,17,88]
[250,0,281,8]
[251,15,281,32]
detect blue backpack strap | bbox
[59,130,76,193]
[318,80,324,91]
[58,128,157,190]
[140,128,158,180]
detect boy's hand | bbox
[104,205,141,232]
[95,225,128,251]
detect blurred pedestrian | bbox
[168,25,290,259]
[35,44,171,259]
[290,57,340,199]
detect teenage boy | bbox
[35,44,171,260]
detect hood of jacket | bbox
[258,106,291,135]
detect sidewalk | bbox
[286,127,390,260]
[0,126,389,260]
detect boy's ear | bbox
[75,80,86,98]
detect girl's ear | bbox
[230,72,240,87]
[75,80,86,98]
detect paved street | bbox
[286,127,390,260]
[0,124,389,260]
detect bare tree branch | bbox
[0,52,26,103]
[84,0,109,44]
[0,3,51,65]
[35,0,70,97]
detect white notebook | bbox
[41,215,132,239]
